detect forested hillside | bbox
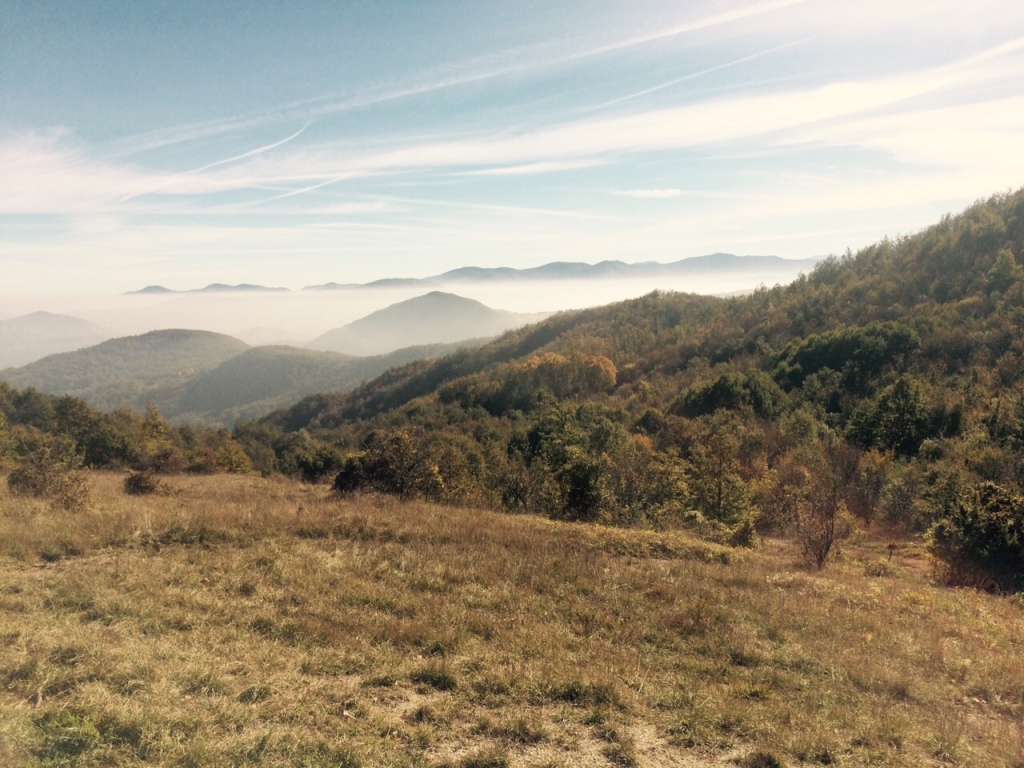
[151,339,489,425]
[0,329,248,410]
[250,189,1024,586]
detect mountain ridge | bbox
[0,326,491,426]
[306,253,821,289]
[121,253,822,294]
[0,329,250,411]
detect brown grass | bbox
[1,472,1023,766]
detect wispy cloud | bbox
[460,159,605,176]
[5,34,1022,217]
[121,123,312,201]
[177,38,1024,196]
[104,1,813,164]
[614,189,682,199]
[576,0,810,59]
[4,2,1024,295]
[582,39,808,115]
[0,134,157,214]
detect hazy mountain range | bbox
[2,256,822,421]
[0,292,536,424]
[126,283,289,295]
[0,312,113,369]
[0,328,490,426]
[125,253,821,293]
[1,329,249,409]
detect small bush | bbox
[797,500,855,569]
[296,443,344,484]
[928,481,1024,591]
[863,558,894,578]
[123,469,165,496]
[729,515,760,548]
[8,463,49,497]
[332,429,443,500]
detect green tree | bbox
[296,443,344,484]
[686,415,752,524]
[849,376,928,456]
[929,481,1024,590]
[334,429,441,500]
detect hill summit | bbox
[307,291,549,356]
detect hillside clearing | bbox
[1,474,1023,766]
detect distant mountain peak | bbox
[308,291,548,356]
[126,285,175,295]
[125,283,289,295]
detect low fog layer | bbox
[0,259,818,347]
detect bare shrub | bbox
[7,434,90,511]
[797,432,860,567]
[49,471,92,512]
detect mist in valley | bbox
[0,259,817,356]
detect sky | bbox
[2,0,1024,296]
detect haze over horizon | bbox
[0,257,816,342]
[3,1,1023,297]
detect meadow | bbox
[1,473,1023,767]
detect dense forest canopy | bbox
[4,189,1024,587]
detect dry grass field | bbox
[1,473,1023,767]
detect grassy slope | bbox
[2,474,1023,767]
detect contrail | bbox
[585,39,810,114]
[180,122,312,175]
[240,172,361,206]
[571,0,810,61]
[121,122,311,201]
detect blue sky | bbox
[2,0,1024,295]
